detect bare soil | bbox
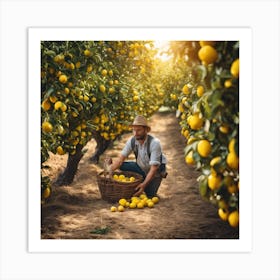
[41,111,239,239]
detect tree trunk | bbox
[54,144,84,186]
[89,131,112,164]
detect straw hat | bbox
[131,115,151,131]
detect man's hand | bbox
[134,183,146,197]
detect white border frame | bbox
[28,27,252,253]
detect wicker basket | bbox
[97,171,143,203]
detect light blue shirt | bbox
[121,135,167,174]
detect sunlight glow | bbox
[154,40,172,61]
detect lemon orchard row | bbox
[41,41,165,199]
[163,41,240,228]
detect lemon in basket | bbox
[113,174,119,180]
[118,174,125,180]
[129,176,136,182]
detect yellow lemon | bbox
[147,201,154,208]
[230,58,239,78]
[42,121,53,133]
[196,85,204,97]
[224,79,232,88]
[187,113,203,130]
[198,45,218,65]
[129,202,137,209]
[99,85,106,93]
[58,74,68,84]
[101,69,107,76]
[140,194,147,199]
[207,174,222,190]
[110,206,117,212]
[119,198,127,206]
[210,156,221,167]
[113,174,119,180]
[56,146,65,155]
[42,99,51,111]
[49,96,57,103]
[185,151,195,165]
[151,197,159,204]
[129,177,135,182]
[118,205,125,212]
[226,152,239,169]
[182,84,189,95]
[218,208,229,221]
[197,140,211,157]
[219,125,229,134]
[228,210,239,227]
[84,49,92,56]
[137,202,144,209]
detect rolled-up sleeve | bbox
[121,137,133,158]
[149,138,162,166]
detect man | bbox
[108,115,167,198]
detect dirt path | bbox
[41,111,239,239]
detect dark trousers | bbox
[120,161,162,198]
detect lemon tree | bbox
[166,41,240,227]
[41,41,164,200]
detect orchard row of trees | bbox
[41,40,239,227]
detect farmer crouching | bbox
[108,115,167,198]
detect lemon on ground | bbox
[42,121,53,133]
[218,208,229,221]
[119,198,127,206]
[226,152,239,169]
[228,210,239,227]
[129,202,137,209]
[110,206,117,212]
[230,58,239,78]
[207,174,222,190]
[197,140,212,157]
[140,194,147,199]
[137,202,144,209]
[198,45,218,65]
[151,197,159,204]
[147,201,154,208]
[118,205,125,212]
